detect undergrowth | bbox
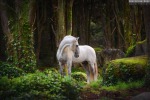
[101,80,144,92]
[0,69,82,100]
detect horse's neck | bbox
[58,44,70,59]
[58,37,74,50]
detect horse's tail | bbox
[58,44,70,60]
[94,61,98,80]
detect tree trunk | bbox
[57,0,66,46]
[30,0,57,67]
[66,0,73,35]
[0,0,13,57]
[143,6,150,86]
[72,0,91,44]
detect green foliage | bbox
[6,0,36,72]
[0,69,82,100]
[72,72,87,82]
[125,45,136,57]
[61,76,82,100]
[101,80,144,92]
[103,56,148,86]
[0,77,11,91]
[9,20,36,72]
[0,62,24,78]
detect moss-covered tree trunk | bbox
[57,0,66,46]
[123,1,132,48]
[66,0,73,35]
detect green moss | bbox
[137,39,147,44]
[103,56,148,85]
[111,55,147,66]
[125,45,136,57]
[94,47,103,52]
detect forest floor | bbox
[80,86,150,100]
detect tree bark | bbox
[72,0,91,44]
[66,0,73,35]
[57,0,66,46]
[0,0,13,57]
[143,6,150,86]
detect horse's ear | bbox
[76,37,79,40]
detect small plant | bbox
[0,62,24,78]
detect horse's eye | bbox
[76,45,78,47]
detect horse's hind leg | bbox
[94,62,98,81]
[82,61,90,83]
[89,63,97,81]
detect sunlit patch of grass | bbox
[101,80,144,92]
[111,55,147,66]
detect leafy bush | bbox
[0,62,24,78]
[72,72,87,82]
[103,60,147,86]
[0,69,82,100]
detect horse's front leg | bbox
[67,60,72,76]
[59,62,64,76]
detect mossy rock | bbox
[103,56,148,85]
[96,48,125,67]
[72,72,87,82]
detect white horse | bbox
[57,35,98,83]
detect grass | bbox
[111,55,148,66]
[101,80,144,92]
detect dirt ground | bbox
[80,87,150,100]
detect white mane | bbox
[56,35,76,60]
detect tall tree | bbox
[66,0,74,35]
[56,0,66,46]
[29,0,57,66]
[72,0,92,44]
[143,6,150,86]
[0,0,13,58]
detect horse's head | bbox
[71,37,80,58]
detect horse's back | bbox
[80,45,96,55]
[73,45,96,63]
